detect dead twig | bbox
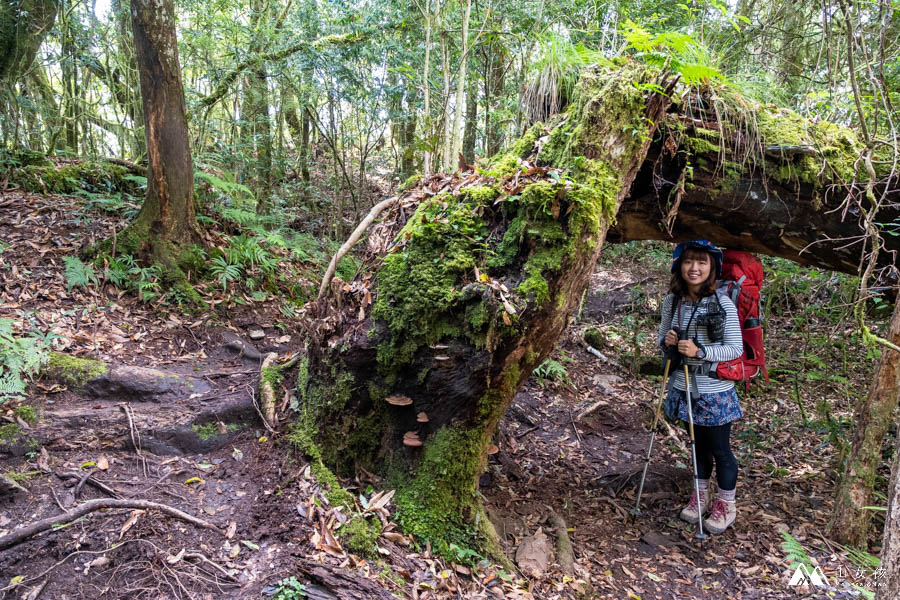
[58,471,122,499]
[120,403,148,477]
[74,468,96,498]
[0,498,223,551]
[184,551,238,581]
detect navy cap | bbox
[671,240,723,277]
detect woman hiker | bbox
[658,240,743,534]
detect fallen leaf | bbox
[119,510,143,539]
[96,456,109,471]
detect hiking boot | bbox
[679,486,710,523]
[704,498,736,534]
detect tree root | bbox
[317,195,398,301]
[259,352,279,428]
[0,498,223,550]
[547,510,574,576]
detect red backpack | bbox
[714,250,769,388]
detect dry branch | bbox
[547,510,574,576]
[259,352,279,427]
[317,195,398,301]
[0,498,222,550]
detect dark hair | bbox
[668,248,718,298]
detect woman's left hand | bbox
[677,339,699,358]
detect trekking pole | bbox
[630,356,672,517]
[683,346,708,540]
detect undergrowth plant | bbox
[0,319,52,404]
[63,256,99,291]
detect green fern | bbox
[63,256,98,291]
[534,359,569,387]
[843,544,880,575]
[0,319,50,404]
[780,531,813,569]
[210,256,243,291]
[621,20,726,86]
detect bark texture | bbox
[880,445,900,599]
[612,112,900,275]
[831,300,900,547]
[124,0,198,264]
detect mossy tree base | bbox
[296,61,676,559]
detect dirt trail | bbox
[0,190,877,598]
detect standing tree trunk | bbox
[483,38,506,158]
[243,0,274,215]
[112,0,145,159]
[421,0,434,177]
[298,63,675,557]
[879,443,900,599]
[111,0,200,291]
[830,302,900,548]
[462,79,477,163]
[449,0,472,168]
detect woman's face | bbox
[681,251,712,292]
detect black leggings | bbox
[691,422,738,490]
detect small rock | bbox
[641,531,676,548]
[593,374,623,395]
[515,527,551,577]
[249,329,265,340]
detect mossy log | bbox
[295,62,896,558]
[612,107,900,275]
[297,61,676,557]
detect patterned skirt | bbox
[663,386,743,427]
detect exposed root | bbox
[0,498,223,550]
[259,352,279,427]
[547,510,574,576]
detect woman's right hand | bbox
[664,329,678,347]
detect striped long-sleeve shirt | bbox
[657,292,743,393]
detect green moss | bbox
[44,352,107,390]
[372,196,492,376]
[483,123,548,178]
[399,174,422,192]
[12,162,141,196]
[14,404,38,425]
[192,422,220,441]
[459,186,500,205]
[261,364,284,388]
[395,426,485,558]
[342,515,381,557]
[584,328,605,349]
[287,422,356,509]
[684,135,721,155]
[297,355,310,403]
[0,423,22,442]
[484,154,523,178]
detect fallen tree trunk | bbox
[612,107,899,276]
[293,62,895,558]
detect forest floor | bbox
[0,188,888,599]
